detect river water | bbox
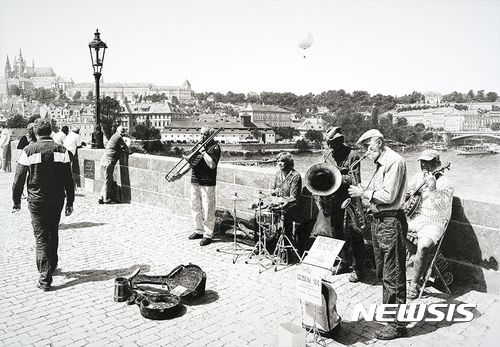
[222,149,500,205]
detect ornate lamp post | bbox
[88,29,108,149]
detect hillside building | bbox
[119,100,189,134]
[239,104,293,127]
[395,104,500,131]
[162,114,275,144]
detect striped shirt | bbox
[407,172,454,234]
[12,137,75,206]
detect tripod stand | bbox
[245,192,274,273]
[272,202,301,271]
[216,192,251,263]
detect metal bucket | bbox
[113,277,131,302]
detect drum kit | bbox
[217,190,301,273]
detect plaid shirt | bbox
[407,172,454,234]
[272,169,302,200]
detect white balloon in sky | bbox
[298,32,314,50]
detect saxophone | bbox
[341,153,369,234]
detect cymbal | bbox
[253,192,269,199]
[268,196,296,204]
[277,196,295,203]
[228,193,247,201]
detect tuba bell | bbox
[304,163,342,196]
[305,163,342,238]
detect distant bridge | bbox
[445,131,500,145]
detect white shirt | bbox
[52,131,67,145]
[0,129,10,148]
[63,131,81,155]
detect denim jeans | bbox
[371,212,408,328]
[28,200,64,287]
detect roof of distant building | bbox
[166,115,272,131]
[242,104,291,113]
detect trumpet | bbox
[341,152,369,233]
[165,127,223,181]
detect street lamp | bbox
[89,29,108,149]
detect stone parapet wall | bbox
[8,144,500,294]
[72,148,316,223]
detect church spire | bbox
[5,56,11,78]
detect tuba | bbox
[341,153,369,234]
[305,161,342,238]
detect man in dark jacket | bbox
[12,118,75,292]
[314,126,366,282]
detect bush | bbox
[143,140,164,153]
[129,144,146,154]
[295,139,311,152]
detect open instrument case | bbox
[115,264,206,320]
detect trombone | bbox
[165,127,223,181]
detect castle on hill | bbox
[1,49,194,104]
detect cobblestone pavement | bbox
[1,170,499,347]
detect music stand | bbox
[245,191,274,273]
[272,200,301,271]
[216,192,252,263]
[305,306,327,347]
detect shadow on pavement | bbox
[330,320,380,345]
[59,222,107,230]
[408,297,481,338]
[52,264,151,290]
[184,289,219,306]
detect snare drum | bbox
[254,209,279,246]
[258,210,278,226]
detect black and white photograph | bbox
[0,0,499,346]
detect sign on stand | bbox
[295,236,345,305]
[296,271,322,306]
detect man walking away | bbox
[12,118,75,292]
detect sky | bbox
[1,0,499,97]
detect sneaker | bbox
[407,282,420,300]
[37,282,51,292]
[200,237,212,246]
[188,232,203,240]
[349,271,363,283]
[374,325,407,340]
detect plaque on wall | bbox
[84,159,95,179]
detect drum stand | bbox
[272,203,301,271]
[245,194,274,273]
[217,193,251,264]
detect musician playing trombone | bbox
[405,149,453,299]
[167,125,221,246]
[320,126,366,283]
